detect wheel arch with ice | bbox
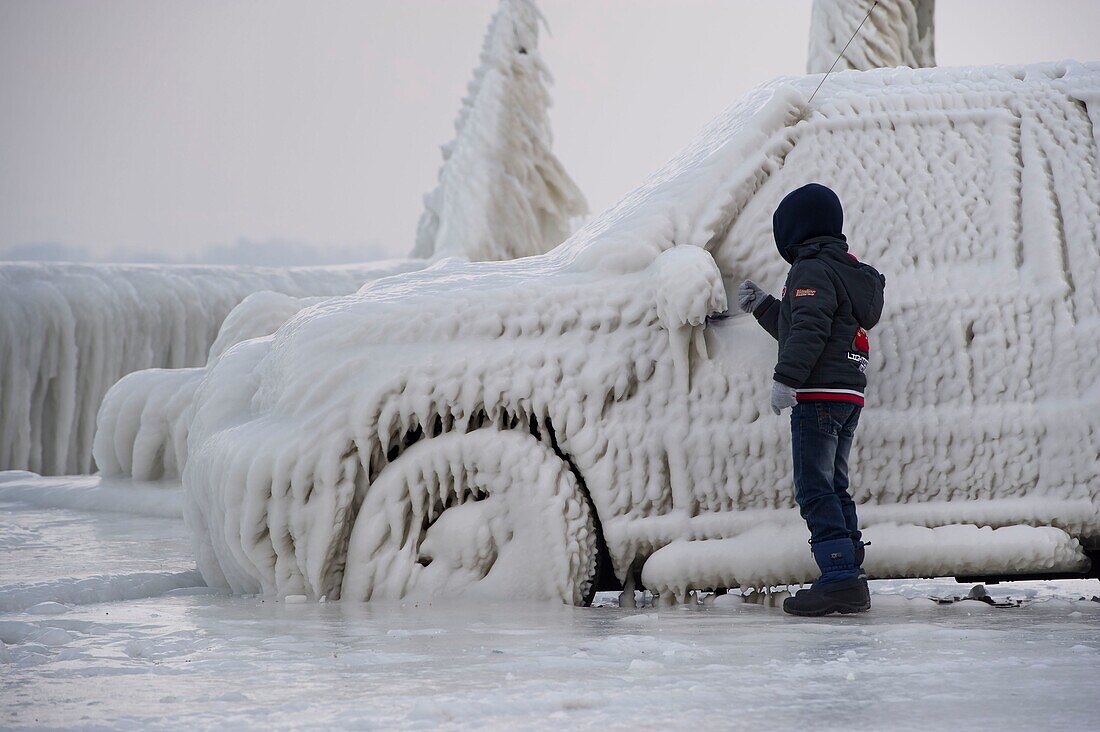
[341,429,600,605]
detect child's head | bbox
[772,183,844,262]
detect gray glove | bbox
[771,380,798,415]
[738,280,767,314]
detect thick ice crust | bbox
[184,62,1100,600]
[184,247,722,599]
[0,260,422,475]
[641,523,1090,598]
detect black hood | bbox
[772,183,845,264]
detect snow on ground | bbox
[1,486,1097,730]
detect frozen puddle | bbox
[2,499,1099,729]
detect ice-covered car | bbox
[185,62,1100,605]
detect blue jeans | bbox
[790,401,862,545]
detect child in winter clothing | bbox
[738,183,885,616]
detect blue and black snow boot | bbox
[783,538,871,617]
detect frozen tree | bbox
[807,0,935,73]
[412,0,587,261]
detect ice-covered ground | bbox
[2,479,1097,730]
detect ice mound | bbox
[184,62,1100,603]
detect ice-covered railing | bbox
[0,260,422,474]
[92,291,332,481]
[181,62,1100,603]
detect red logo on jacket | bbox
[854,327,870,353]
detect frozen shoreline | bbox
[0,471,183,518]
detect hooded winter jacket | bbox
[752,184,886,405]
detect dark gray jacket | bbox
[752,183,885,403]
[753,237,884,401]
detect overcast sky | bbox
[2,0,1098,264]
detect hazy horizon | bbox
[3,0,1099,265]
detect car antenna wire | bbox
[806,0,879,108]
[713,0,879,325]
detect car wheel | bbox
[341,428,599,605]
